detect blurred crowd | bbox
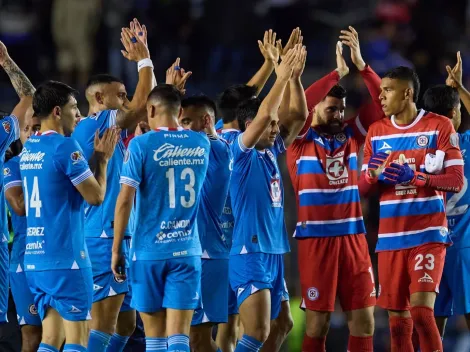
[1,0,470,350]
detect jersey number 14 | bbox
[23,176,42,217]
[166,167,196,209]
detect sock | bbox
[88,330,112,352]
[145,337,167,351]
[410,306,443,352]
[348,336,373,352]
[107,333,130,352]
[167,334,190,352]
[412,327,420,351]
[38,343,60,352]
[235,334,263,352]
[64,344,87,352]
[389,316,414,352]
[302,335,326,352]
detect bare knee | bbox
[347,307,375,337]
[116,311,136,337]
[21,325,42,352]
[305,311,330,338]
[277,310,294,335]
[244,320,270,343]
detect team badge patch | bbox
[70,151,84,164]
[3,168,10,177]
[29,304,38,315]
[335,133,346,143]
[416,135,429,147]
[307,287,319,301]
[450,133,459,148]
[2,121,11,134]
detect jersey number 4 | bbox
[166,167,196,209]
[23,176,42,217]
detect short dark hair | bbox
[86,74,124,89]
[148,84,182,112]
[383,66,421,103]
[236,98,261,132]
[181,95,217,116]
[218,84,258,123]
[326,84,347,100]
[33,81,77,119]
[423,85,460,117]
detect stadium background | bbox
[0,0,470,350]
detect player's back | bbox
[4,156,27,271]
[72,109,130,238]
[123,129,210,260]
[20,132,92,271]
[198,136,232,258]
[446,130,470,248]
[366,110,461,251]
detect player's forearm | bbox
[261,76,290,117]
[359,65,383,115]
[425,165,463,193]
[458,86,470,116]
[112,194,133,253]
[278,82,291,120]
[1,57,35,98]
[247,59,276,96]
[91,152,108,199]
[305,70,340,112]
[280,78,308,146]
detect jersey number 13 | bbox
[165,167,196,209]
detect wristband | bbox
[138,58,153,72]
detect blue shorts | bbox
[87,237,132,312]
[10,269,41,326]
[229,253,285,320]
[130,256,201,313]
[435,247,470,316]
[192,259,228,325]
[25,267,93,321]
[0,243,8,323]
[228,281,238,316]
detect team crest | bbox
[450,133,459,148]
[114,276,125,284]
[307,287,319,301]
[29,304,38,315]
[2,121,11,134]
[416,135,429,147]
[440,227,448,237]
[270,178,281,204]
[335,133,346,143]
[3,168,10,177]
[70,151,84,164]
[326,155,348,184]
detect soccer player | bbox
[21,80,119,352]
[229,45,307,352]
[422,53,470,337]
[360,64,464,351]
[111,84,210,352]
[178,95,232,352]
[72,26,154,352]
[0,41,35,326]
[4,112,42,352]
[286,27,382,352]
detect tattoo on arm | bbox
[2,58,35,97]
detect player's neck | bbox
[393,104,418,125]
[151,115,180,130]
[223,120,239,130]
[40,120,64,135]
[88,104,103,116]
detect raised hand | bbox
[278,27,303,60]
[120,27,150,62]
[0,41,10,66]
[258,29,280,63]
[291,45,307,80]
[336,41,349,79]
[339,26,366,71]
[446,51,463,89]
[166,57,192,95]
[130,18,148,47]
[94,127,120,161]
[276,48,298,81]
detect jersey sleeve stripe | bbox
[108,110,118,128]
[276,134,287,153]
[237,134,253,153]
[4,180,22,191]
[355,115,367,136]
[11,114,20,140]
[71,169,93,186]
[378,225,444,238]
[444,159,464,167]
[120,176,139,189]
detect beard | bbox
[317,119,344,135]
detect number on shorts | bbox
[414,253,435,271]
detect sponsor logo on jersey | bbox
[3,167,10,177]
[69,305,82,313]
[418,272,434,283]
[2,121,11,134]
[20,149,45,170]
[307,287,319,301]
[378,141,392,151]
[153,143,206,166]
[416,135,429,147]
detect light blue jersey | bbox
[4,156,27,271]
[217,129,240,249]
[72,109,130,238]
[20,131,92,271]
[446,131,470,249]
[199,136,232,259]
[230,133,290,255]
[120,127,210,261]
